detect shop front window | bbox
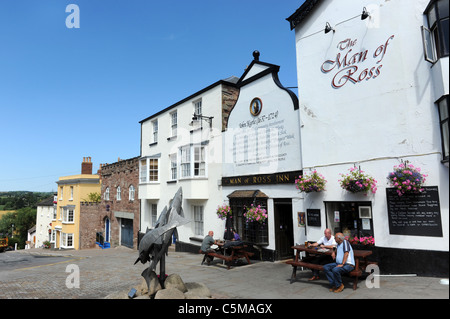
[229,197,268,245]
[325,202,374,241]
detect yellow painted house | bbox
[51,157,100,250]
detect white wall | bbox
[294,0,449,251]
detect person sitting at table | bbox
[323,233,355,293]
[307,228,336,281]
[200,230,217,253]
[200,231,218,264]
[232,229,241,241]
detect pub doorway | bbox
[274,199,294,259]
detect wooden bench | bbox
[286,259,363,290]
[200,245,254,270]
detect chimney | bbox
[81,156,93,174]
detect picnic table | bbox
[200,241,254,270]
[286,244,373,290]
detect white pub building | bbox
[139,52,302,261]
[287,0,448,276]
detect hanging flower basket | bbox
[295,170,327,193]
[387,162,427,196]
[339,166,377,194]
[216,204,232,220]
[244,204,267,224]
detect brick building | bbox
[79,156,140,249]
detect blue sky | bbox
[0,0,304,192]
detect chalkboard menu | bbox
[307,209,321,227]
[386,186,442,237]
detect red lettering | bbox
[332,66,358,88]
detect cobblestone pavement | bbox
[0,246,448,299]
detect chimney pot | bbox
[81,157,93,174]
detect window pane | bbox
[442,121,449,158]
[428,3,437,27]
[439,97,449,120]
[439,18,449,56]
[438,0,449,19]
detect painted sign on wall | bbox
[321,35,395,88]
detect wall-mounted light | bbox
[325,22,334,34]
[361,7,370,20]
[190,114,214,129]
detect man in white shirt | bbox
[307,228,336,280]
[323,233,355,293]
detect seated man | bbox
[308,228,336,281]
[200,231,217,264]
[323,233,355,293]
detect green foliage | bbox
[84,192,101,203]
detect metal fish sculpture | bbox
[134,187,189,287]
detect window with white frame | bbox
[117,186,121,201]
[52,206,57,220]
[193,205,204,236]
[194,99,202,116]
[180,146,191,178]
[105,187,110,200]
[50,230,56,243]
[194,146,206,176]
[129,185,135,201]
[170,153,177,180]
[140,158,159,183]
[62,207,75,223]
[69,186,74,200]
[152,119,158,143]
[140,159,147,183]
[179,145,207,178]
[422,0,449,63]
[62,233,74,248]
[149,159,159,182]
[151,204,158,227]
[170,111,178,137]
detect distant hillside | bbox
[0,191,53,210]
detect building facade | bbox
[139,53,302,260]
[139,76,239,251]
[35,194,57,248]
[221,53,302,260]
[52,157,101,250]
[287,0,448,276]
[97,157,140,249]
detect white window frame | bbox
[69,186,74,201]
[129,185,135,201]
[170,111,178,137]
[105,187,110,201]
[151,204,158,228]
[152,119,158,143]
[194,99,202,116]
[422,25,437,63]
[62,207,75,224]
[117,186,121,201]
[179,144,207,179]
[139,157,159,183]
[193,205,204,236]
[180,146,191,178]
[193,146,206,177]
[140,159,147,183]
[61,233,74,248]
[170,153,177,181]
